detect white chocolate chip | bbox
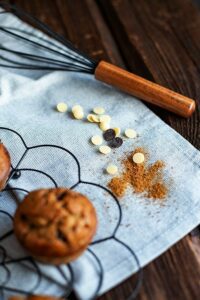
[87,114,95,122]
[87,114,100,123]
[93,107,105,115]
[106,164,118,175]
[91,135,103,146]
[72,105,83,113]
[132,152,145,164]
[113,127,121,137]
[99,115,111,123]
[125,129,137,139]
[99,122,110,131]
[91,115,100,123]
[56,102,68,113]
[99,145,111,154]
[73,110,84,120]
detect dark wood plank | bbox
[11,0,123,65]
[98,0,200,149]
[85,0,125,67]
[98,236,200,300]
[4,1,200,299]
[96,1,200,299]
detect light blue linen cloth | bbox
[0,8,200,300]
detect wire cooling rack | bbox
[0,126,143,300]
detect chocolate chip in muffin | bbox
[21,214,28,222]
[57,229,68,243]
[14,188,97,265]
[57,191,67,201]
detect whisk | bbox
[0,2,196,117]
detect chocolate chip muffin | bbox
[14,188,97,265]
[0,142,11,190]
[9,296,62,300]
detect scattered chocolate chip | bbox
[109,137,123,148]
[103,129,116,141]
[99,145,111,154]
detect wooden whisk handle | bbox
[95,61,195,117]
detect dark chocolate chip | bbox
[109,137,123,148]
[21,214,27,222]
[57,192,67,201]
[103,129,116,141]
[72,225,76,231]
[57,229,67,242]
[30,224,37,229]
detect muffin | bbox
[0,142,11,190]
[14,188,97,264]
[9,296,61,300]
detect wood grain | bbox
[5,0,200,299]
[98,0,200,149]
[95,60,196,117]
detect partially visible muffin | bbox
[9,296,62,300]
[0,142,11,190]
[14,188,97,265]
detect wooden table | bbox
[7,0,200,299]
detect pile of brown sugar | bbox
[108,148,168,200]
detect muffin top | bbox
[14,188,97,260]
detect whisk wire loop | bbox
[0,2,98,73]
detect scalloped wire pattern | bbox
[0,127,143,300]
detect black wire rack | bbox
[0,127,143,300]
